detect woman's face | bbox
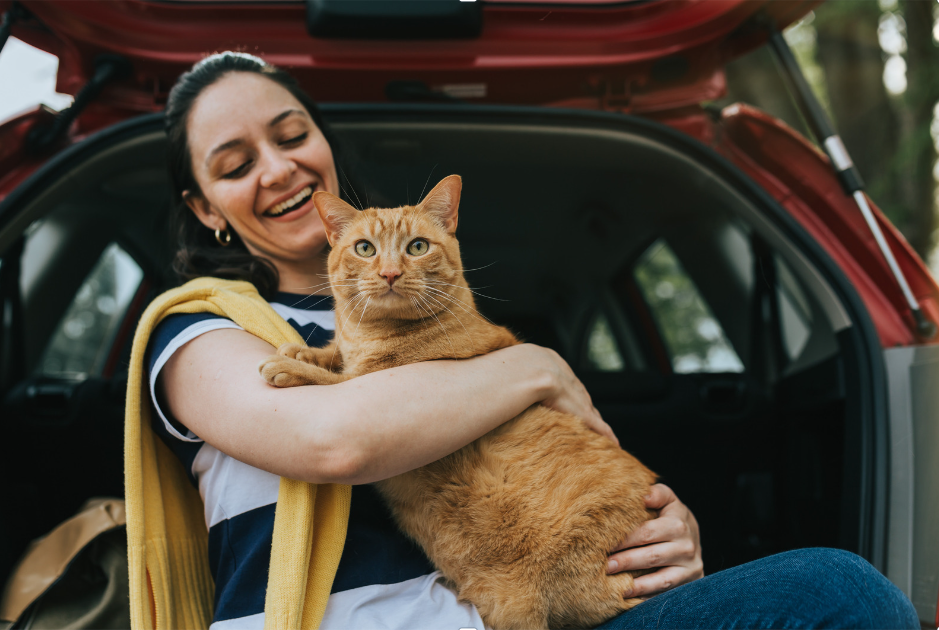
[185,72,340,265]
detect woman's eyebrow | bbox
[269,109,305,127]
[206,138,245,166]
[205,110,306,166]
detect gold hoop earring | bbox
[215,228,231,247]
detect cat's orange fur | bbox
[258,175,657,630]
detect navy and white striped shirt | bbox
[146,291,487,630]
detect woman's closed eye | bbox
[280,132,308,146]
[218,133,307,179]
[222,160,252,179]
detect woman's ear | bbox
[314,191,358,246]
[184,191,226,231]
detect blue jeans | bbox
[595,548,919,629]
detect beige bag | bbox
[0,499,129,630]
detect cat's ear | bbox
[418,175,461,234]
[314,191,358,246]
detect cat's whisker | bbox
[292,295,334,310]
[351,295,371,342]
[435,282,495,290]
[282,291,331,309]
[338,292,368,332]
[425,281,509,302]
[459,262,497,273]
[424,287,496,326]
[424,287,491,322]
[409,296,426,323]
[423,292,477,354]
[304,323,321,344]
[338,165,364,210]
[418,164,438,202]
[333,292,365,338]
[331,292,367,369]
[412,294,436,324]
[282,282,331,292]
[410,296,435,330]
[283,279,336,288]
[418,294,456,356]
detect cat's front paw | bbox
[259,354,318,388]
[276,342,319,363]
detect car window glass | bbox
[584,311,626,372]
[634,239,744,374]
[38,243,143,377]
[775,253,813,362]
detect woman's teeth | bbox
[266,186,313,216]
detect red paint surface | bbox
[3,0,815,112]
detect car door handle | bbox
[699,380,747,414]
[24,383,77,419]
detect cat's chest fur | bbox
[335,309,518,376]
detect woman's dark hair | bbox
[165,52,349,298]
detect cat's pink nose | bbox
[380,269,402,286]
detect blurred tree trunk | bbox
[724,47,809,137]
[814,3,906,240]
[898,0,939,259]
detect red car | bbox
[0,0,936,626]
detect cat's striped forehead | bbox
[352,206,445,242]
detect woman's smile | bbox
[264,183,316,217]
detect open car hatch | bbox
[3,0,816,113]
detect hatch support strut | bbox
[767,28,936,339]
[26,54,130,155]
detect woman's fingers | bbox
[581,407,617,444]
[533,345,619,445]
[623,565,695,599]
[609,516,688,556]
[607,539,696,574]
[643,483,677,510]
[607,483,704,597]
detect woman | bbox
[143,52,917,629]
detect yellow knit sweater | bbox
[124,277,351,630]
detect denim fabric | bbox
[595,548,919,629]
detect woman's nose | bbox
[258,144,296,188]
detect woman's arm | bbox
[158,328,612,485]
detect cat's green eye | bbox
[407,239,429,256]
[355,240,376,257]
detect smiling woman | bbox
[164,53,345,298]
[183,78,338,291]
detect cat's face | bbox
[314,175,466,320]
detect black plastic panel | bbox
[306,0,482,39]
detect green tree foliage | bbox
[723,0,939,262]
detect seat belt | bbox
[749,234,784,385]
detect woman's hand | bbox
[606,484,704,598]
[521,344,618,445]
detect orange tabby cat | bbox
[258,175,656,630]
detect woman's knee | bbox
[770,548,918,629]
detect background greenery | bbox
[727,0,939,266]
